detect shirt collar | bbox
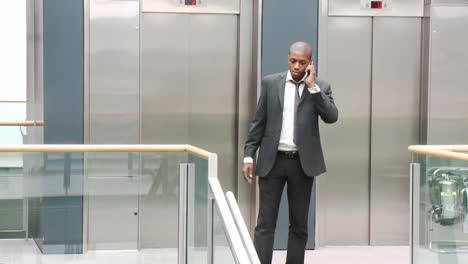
[286,70,307,83]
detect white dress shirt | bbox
[244,71,320,164]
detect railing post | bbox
[187,163,195,260]
[207,195,214,264]
[179,163,188,264]
[207,153,217,264]
[410,162,420,264]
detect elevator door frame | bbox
[316,0,422,246]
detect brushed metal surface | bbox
[141,12,238,247]
[141,13,238,192]
[236,0,256,236]
[316,0,328,247]
[370,17,421,245]
[427,5,468,144]
[26,0,39,145]
[317,16,372,246]
[141,13,189,145]
[89,0,140,144]
[88,0,140,250]
[420,15,430,144]
[142,0,240,14]
[186,14,238,197]
[30,0,44,146]
[87,176,139,250]
[84,0,90,146]
[24,0,34,233]
[431,0,468,5]
[83,0,90,252]
[252,0,262,236]
[329,0,424,17]
[140,13,190,249]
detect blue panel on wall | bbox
[43,0,84,144]
[41,0,84,254]
[261,0,319,250]
[262,1,319,77]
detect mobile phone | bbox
[305,63,312,78]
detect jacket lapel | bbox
[278,72,287,110]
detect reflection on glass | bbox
[0,153,25,239]
[0,149,249,264]
[413,154,468,264]
[139,152,186,251]
[213,201,236,264]
[187,154,209,263]
[0,103,26,146]
[86,152,137,250]
[0,150,186,262]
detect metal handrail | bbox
[0,120,44,126]
[408,145,468,162]
[0,144,211,158]
[226,192,260,264]
[0,100,26,103]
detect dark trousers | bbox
[254,153,315,264]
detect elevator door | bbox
[141,13,239,248]
[88,0,140,251]
[317,15,421,245]
[88,0,253,251]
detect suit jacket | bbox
[244,71,338,177]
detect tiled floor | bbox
[2,239,467,264]
[0,240,171,264]
[272,246,409,264]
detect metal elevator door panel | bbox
[141,13,190,249]
[89,0,140,144]
[141,13,238,193]
[88,0,140,251]
[318,16,373,245]
[317,14,422,246]
[428,5,468,144]
[141,13,190,146]
[141,13,239,248]
[87,176,139,250]
[370,17,421,245]
[186,14,238,200]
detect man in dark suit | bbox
[242,41,338,264]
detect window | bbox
[0,0,27,148]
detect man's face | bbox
[288,51,311,80]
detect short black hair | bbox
[289,42,313,60]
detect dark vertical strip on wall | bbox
[261,0,319,250]
[41,0,84,254]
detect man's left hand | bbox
[304,63,315,88]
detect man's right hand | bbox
[242,163,254,184]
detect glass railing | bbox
[410,145,468,264]
[0,144,258,264]
[0,101,35,146]
[225,192,260,264]
[0,121,42,241]
[208,177,250,264]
